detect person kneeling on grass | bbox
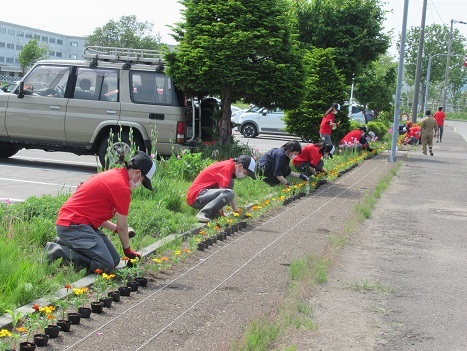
[186,155,257,223]
[44,150,156,273]
[257,140,309,186]
[291,142,335,177]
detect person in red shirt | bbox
[404,122,421,145]
[340,126,374,151]
[319,103,340,144]
[291,143,335,176]
[433,106,446,142]
[44,150,156,273]
[187,155,256,223]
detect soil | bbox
[36,134,467,351]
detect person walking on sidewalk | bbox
[44,150,156,273]
[434,106,446,142]
[420,110,438,156]
[187,155,256,223]
[257,140,309,186]
[291,142,335,176]
[319,103,340,144]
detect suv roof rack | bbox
[83,46,164,65]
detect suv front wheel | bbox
[98,129,146,169]
[0,144,20,158]
[241,123,258,138]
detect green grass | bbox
[346,278,394,293]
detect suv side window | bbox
[24,65,70,97]
[74,67,119,101]
[130,71,175,106]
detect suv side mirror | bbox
[17,81,24,98]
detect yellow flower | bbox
[233,212,239,217]
[174,250,181,256]
[0,329,12,338]
[152,258,162,264]
[245,212,252,218]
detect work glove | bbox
[123,247,141,260]
[299,174,309,181]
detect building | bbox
[0,21,86,84]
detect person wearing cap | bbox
[319,103,340,144]
[404,122,421,145]
[257,140,309,186]
[340,126,374,151]
[291,142,335,176]
[44,150,156,273]
[187,155,256,223]
[433,106,446,142]
[420,109,438,156]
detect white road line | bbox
[0,177,78,188]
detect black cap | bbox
[235,155,256,180]
[129,150,156,191]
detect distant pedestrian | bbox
[257,140,309,186]
[319,103,340,144]
[291,142,335,176]
[187,155,256,223]
[433,106,446,142]
[420,110,438,156]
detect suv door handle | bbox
[106,110,117,115]
[50,105,60,110]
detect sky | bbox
[4,0,467,55]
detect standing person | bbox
[257,140,309,186]
[291,142,335,176]
[187,155,256,223]
[44,150,156,273]
[420,110,438,156]
[433,106,446,142]
[319,103,340,144]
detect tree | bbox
[86,15,162,49]
[354,54,397,116]
[18,39,48,73]
[166,0,305,145]
[284,47,347,143]
[294,0,390,84]
[401,24,467,110]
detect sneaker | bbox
[196,213,212,223]
[430,152,434,156]
[42,242,64,264]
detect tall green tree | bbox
[86,15,162,49]
[354,54,397,116]
[401,24,467,108]
[294,0,390,84]
[166,0,305,145]
[284,47,347,143]
[18,39,48,73]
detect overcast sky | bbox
[4,0,467,55]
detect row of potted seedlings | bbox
[0,260,148,351]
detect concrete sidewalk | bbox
[295,125,467,350]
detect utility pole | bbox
[390,0,410,163]
[411,0,428,123]
[443,20,467,111]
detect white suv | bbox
[0,46,192,166]
[237,107,288,138]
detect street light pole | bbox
[442,19,467,111]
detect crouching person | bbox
[44,151,156,273]
[187,155,256,223]
[291,143,335,176]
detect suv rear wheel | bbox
[241,123,258,138]
[98,129,146,169]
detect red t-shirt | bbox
[319,112,335,135]
[407,126,420,139]
[186,159,235,205]
[56,168,131,229]
[433,111,445,126]
[340,130,363,144]
[292,144,322,167]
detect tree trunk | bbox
[219,90,233,145]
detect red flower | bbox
[32,304,40,312]
[94,268,103,275]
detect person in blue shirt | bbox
[257,140,308,186]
